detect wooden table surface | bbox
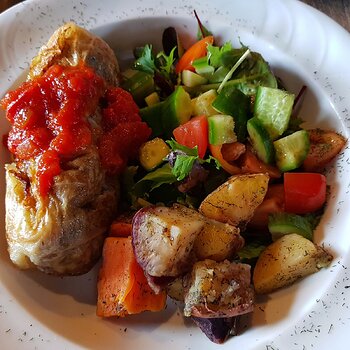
[0,0,349,31]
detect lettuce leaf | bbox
[133,163,177,194]
[207,42,232,68]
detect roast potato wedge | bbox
[199,173,269,229]
[4,23,120,275]
[183,259,254,318]
[253,233,332,294]
[193,220,244,261]
[132,205,205,277]
[192,316,238,344]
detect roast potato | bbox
[4,23,120,275]
[166,276,185,302]
[253,233,333,294]
[132,205,205,277]
[192,316,238,344]
[199,173,269,229]
[193,220,244,261]
[183,259,254,318]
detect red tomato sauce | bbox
[1,64,151,196]
[99,87,151,175]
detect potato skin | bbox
[191,316,238,344]
[253,233,332,294]
[183,259,254,318]
[199,173,269,230]
[132,205,205,277]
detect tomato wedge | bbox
[284,172,326,214]
[175,36,214,73]
[173,115,208,158]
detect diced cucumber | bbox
[193,57,215,75]
[247,117,275,164]
[212,86,251,142]
[182,70,208,87]
[268,212,313,241]
[254,86,295,140]
[208,114,237,145]
[162,86,192,137]
[139,138,170,171]
[122,70,154,105]
[191,89,218,117]
[139,102,165,137]
[273,130,310,171]
[145,92,160,106]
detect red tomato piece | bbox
[175,36,214,73]
[173,115,209,158]
[284,172,326,214]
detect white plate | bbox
[1,0,350,349]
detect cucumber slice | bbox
[208,114,237,145]
[191,89,218,117]
[122,70,154,105]
[268,212,313,241]
[162,86,192,136]
[212,86,251,142]
[254,86,294,140]
[193,57,215,75]
[273,130,310,171]
[139,102,165,137]
[182,70,208,87]
[247,117,275,164]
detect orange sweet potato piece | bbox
[109,222,132,237]
[124,259,167,314]
[96,237,166,318]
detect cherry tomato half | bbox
[284,172,326,214]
